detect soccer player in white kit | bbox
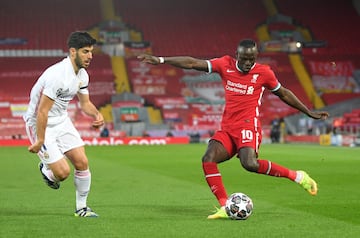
[24,31,104,217]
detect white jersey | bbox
[24,56,89,126]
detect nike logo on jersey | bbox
[226,69,236,73]
[242,140,252,143]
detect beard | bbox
[74,53,89,69]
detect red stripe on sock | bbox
[202,162,228,206]
[75,169,90,178]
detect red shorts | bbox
[211,129,262,158]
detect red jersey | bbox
[209,55,280,134]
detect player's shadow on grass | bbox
[0,207,69,217]
[97,203,209,220]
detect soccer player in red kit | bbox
[137,39,329,219]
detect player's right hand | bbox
[28,141,43,153]
[92,113,104,129]
[137,54,160,65]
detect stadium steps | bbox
[146,107,163,125]
[111,56,131,93]
[295,26,312,42]
[256,24,271,42]
[100,0,118,21]
[288,54,325,109]
[262,0,278,16]
[99,104,113,123]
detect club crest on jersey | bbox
[251,74,259,83]
[43,151,49,160]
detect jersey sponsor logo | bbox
[226,69,236,73]
[246,86,254,95]
[56,88,71,103]
[225,80,254,95]
[56,88,70,97]
[56,88,63,97]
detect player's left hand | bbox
[92,113,104,129]
[28,140,43,153]
[309,111,329,120]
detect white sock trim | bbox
[265,161,272,174]
[205,173,221,178]
[295,171,303,183]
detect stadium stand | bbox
[0,0,102,50]
[0,0,359,140]
[276,0,360,105]
[0,55,114,106]
[0,0,114,138]
[275,0,360,55]
[339,108,360,134]
[114,0,268,57]
[268,0,360,136]
[302,54,360,105]
[115,0,317,126]
[0,55,115,139]
[0,57,58,100]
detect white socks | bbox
[74,169,91,210]
[294,171,304,183]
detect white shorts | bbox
[25,117,85,164]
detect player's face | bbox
[74,46,94,69]
[236,46,258,73]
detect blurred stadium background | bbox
[0,0,359,146]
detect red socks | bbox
[202,160,297,206]
[257,159,297,181]
[202,162,228,206]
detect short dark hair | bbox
[238,39,257,48]
[237,39,258,53]
[67,31,96,49]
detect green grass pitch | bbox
[0,143,359,238]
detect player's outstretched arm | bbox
[274,86,329,120]
[137,54,208,72]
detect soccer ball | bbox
[225,192,253,220]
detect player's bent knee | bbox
[72,159,89,170]
[201,154,212,163]
[201,153,220,163]
[240,159,259,172]
[54,169,70,181]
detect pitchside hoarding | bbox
[0,136,190,146]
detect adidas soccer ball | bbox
[225,192,253,220]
